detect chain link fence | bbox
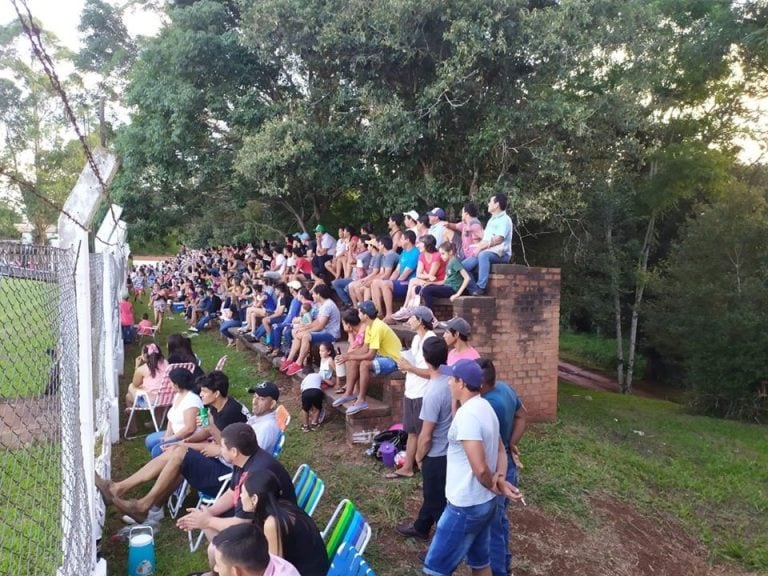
[0,242,93,576]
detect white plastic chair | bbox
[124,362,196,439]
[188,472,232,552]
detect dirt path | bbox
[558,361,684,402]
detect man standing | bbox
[464,193,513,295]
[478,359,528,576]
[395,336,452,541]
[333,300,401,415]
[422,359,522,576]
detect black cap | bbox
[247,381,279,401]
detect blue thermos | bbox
[127,525,156,576]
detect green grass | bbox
[0,277,58,397]
[559,330,647,378]
[104,304,768,574]
[0,444,63,575]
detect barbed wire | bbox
[9,0,122,247]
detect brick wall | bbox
[452,264,560,422]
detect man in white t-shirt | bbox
[422,359,523,576]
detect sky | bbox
[0,0,161,50]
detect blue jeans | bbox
[331,277,354,306]
[309,331,336,344]
[219,319,241,339]
[462,250,509,290]
[423,498,497,576]
[195,313,213,331]
[121,325,136,343]
[372,355,398,374]
[145,431,180,458]
[490,461,518,576]
[272,320,291,351]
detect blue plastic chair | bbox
[327,543,375,576]
[321,499,372,559]
[272,432,286,459]
[292,464,325,517]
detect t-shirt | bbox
[294,257,313,275]
[429,222,448,245]
[210,397,249,430]
[320,233,337,256]
[483,211,513,259]
[381,251,400,273]
[447,346,480,365]
[404,330,436,399]
[482,381,522,453]
[278,502,330,575]
[230,449,297,519]
[317,299,341,339]
[266,554,301,576]
[418,251,446,282]
[247,412,282,456]
[167,391,204,435]
[364,318,401,360]
[119,300,134,326]
[445,394,499,507]
[367,252,383,275]
[419,374,452,457]
[457,219,484,258]
[443,257,465,292]
[398,247,420,280]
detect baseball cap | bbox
[314,224,325,233]
[409,306,435,324]
[247,381,280,401]
[428,207,445,219]
[403,210,419,221]
[287,280,302,291]
[438,316,471,337]
[438,359,483,390]
[357,300,378,318]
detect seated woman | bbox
[166,333,204,380]
[239,469,329,576]
[145,367,202,458]
[395,234,445,317]
[127,343,168,408]
[418,241,477,308]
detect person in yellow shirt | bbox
[333,300,401,415]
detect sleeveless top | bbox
[278,502,330,576]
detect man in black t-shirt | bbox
[184,371,249,444]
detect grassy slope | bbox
[559,330,647,377]
[104,306,768,573]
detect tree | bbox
[0,201,21,239]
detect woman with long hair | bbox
[127,342,168,407]
[239,470,329,576]
[166,333,204,379]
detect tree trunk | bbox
[625,212,655,393]
[98,96,107,148]
[605,220,625,389]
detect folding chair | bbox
[321,499,372,559]
[168,479,189,519]
[137,325,158,346]
[292,463,325,517]
[275,404,291,431]
[271,431,286,459]
[327,543,376,576]
[124,362,196,439]
[214,355,228,372]
[188,472,232,552]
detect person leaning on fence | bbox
[211,523,301,576]
[177,423,297,576]
[422,359,523,576]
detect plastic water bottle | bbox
[127,525,156,576]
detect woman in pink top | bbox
[119,295,136,343]
[401,234,446,308]
[127,343,169,407]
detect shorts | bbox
[392,280,409,298]
[403,397,424,434]
[302,388,325,412]
[372,354,398,375]
[153,300,167,312]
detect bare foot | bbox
[94,473,115,505]
[113,496,148,523]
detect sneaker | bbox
[301,424,311,432]
[332,395,357,407]
[188,327,199,333]
[279,358,292,372]
[237,326,250,333]
[345,401,369,415]
[285,362,304,377]
[395,522,429,540]
[390,308,412,321]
